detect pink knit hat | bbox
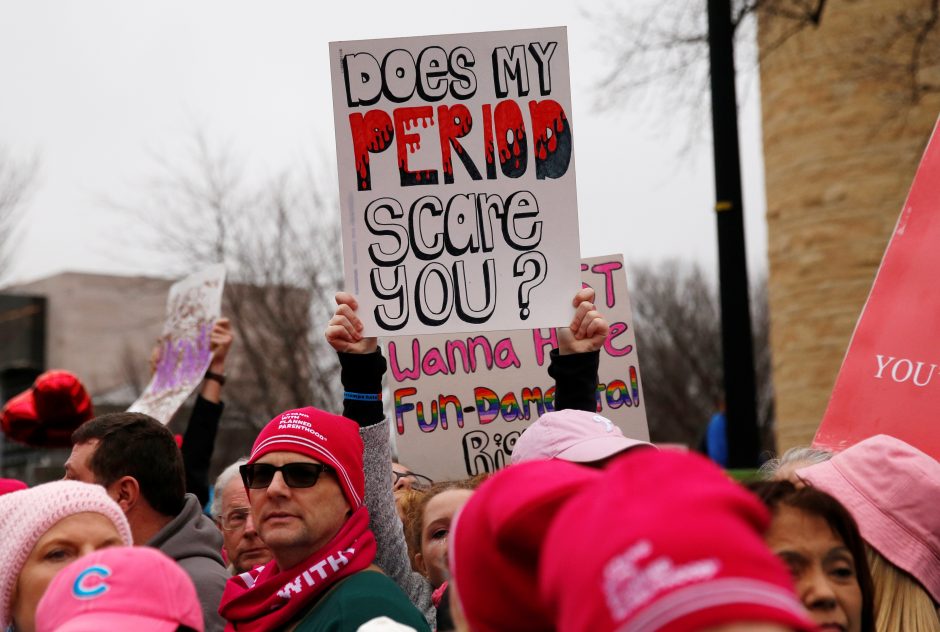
[797,434,940,602]
[449,459,603,632]
[540,450,817,632]
[35,546,203,632]
[0,480,132,630]
[511,409,654,465]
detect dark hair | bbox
[72,412,185,516]
[748,480,876,632]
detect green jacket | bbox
[291,570,431,632]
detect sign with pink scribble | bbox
[389,254,648,480]
[128,265,226,424]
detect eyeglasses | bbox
[218,507,251,531]
[240,462,332,489]
[392,469,434,490]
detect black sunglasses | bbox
[240,462,332,489]
[393,469,434,490]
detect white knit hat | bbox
[0,480,132,629]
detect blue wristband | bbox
[344,391,381,402]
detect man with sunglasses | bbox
[217,407,430,632]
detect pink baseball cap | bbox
[35,546,203,632]
[511,409,654,465]
[797,434,940,602]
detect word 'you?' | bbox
[331,28,582,336]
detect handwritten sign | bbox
[330,27,582,336]
[389,254,648,480]
[816,118,940,460]
[128,265,226,424]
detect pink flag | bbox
[816,118,940,460]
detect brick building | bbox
[758,0,940,449]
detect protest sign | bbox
[815,118,940,460]
[330,27,582,336]
[128,265,226,424]
[388,254,648,480]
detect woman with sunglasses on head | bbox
[749,480,875,632]
[391,462,434,520]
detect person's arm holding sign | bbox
[325,293,436,628]
[550,287,609,412]
[181,318,233,507]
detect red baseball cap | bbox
[35,546,203,632]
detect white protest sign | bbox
[330,27,582,336]
[388,254,648,481]
[128,264,226,424]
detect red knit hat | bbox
[0,479,27,496]
[0,370,93,447]
[540,450,818,632]
[247,407,365,509]
[449,459,602,632]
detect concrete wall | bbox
[8,272,171,396]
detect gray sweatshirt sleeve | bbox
[361,419,436,629]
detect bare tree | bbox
[592,0,938,126]
[0,148,38,282]
[629,260,774,450]
[122,133,343,428]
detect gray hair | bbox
[758,446,833,480]
[211,457,248,518]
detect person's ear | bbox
[414,551,428,577]
[109,476,140,513]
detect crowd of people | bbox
[0,287,938,631]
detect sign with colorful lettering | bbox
[389,254,648,480]
[816,118,940,460]
[128,265,226,424]
[330,27,582,336]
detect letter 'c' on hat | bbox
[35,546,203,632]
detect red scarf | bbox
[219,507,376,631]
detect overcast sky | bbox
[0,0,768,286]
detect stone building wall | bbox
[758,0,940,450]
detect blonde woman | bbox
[798,435,940,631]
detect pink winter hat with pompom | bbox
[0,480,132,629]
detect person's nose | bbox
[265,470,291,498]
[801,566,838,613]
[393,475,409,492]
[244,510,259,535]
